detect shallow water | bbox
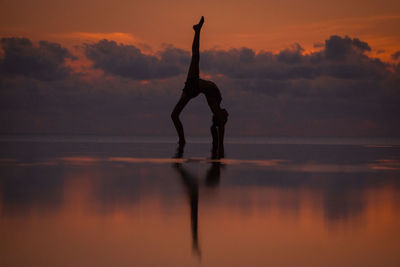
[1,139,400,266]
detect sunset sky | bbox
[2,0,400,57]
[1,0,400,137]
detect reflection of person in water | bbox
[172,149,223,259]
[171,16,228,159]
[173,163,201,257]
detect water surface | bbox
[1,138,400,266]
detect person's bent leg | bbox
[171,93,191,145]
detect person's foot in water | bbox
[193,16,204,32]
[174,143,185,159]
[211,147,218,159]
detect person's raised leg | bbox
[171,93,191,145]
[171,17,204,146]
[186,16,204,82]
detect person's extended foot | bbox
[193,16,204,31]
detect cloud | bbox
[0,37,75,80]
[392,50,400,60]
[200,35,389,83]
[0,35,399,137]
[313,42,324,48]
[84,39,189,80]
[324,35,370,60]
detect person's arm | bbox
[206,97,228,158]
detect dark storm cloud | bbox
[84,40,190,80]
[0,37,75,80]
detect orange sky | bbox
[1,0,400,60]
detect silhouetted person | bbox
[171,16,228,158]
